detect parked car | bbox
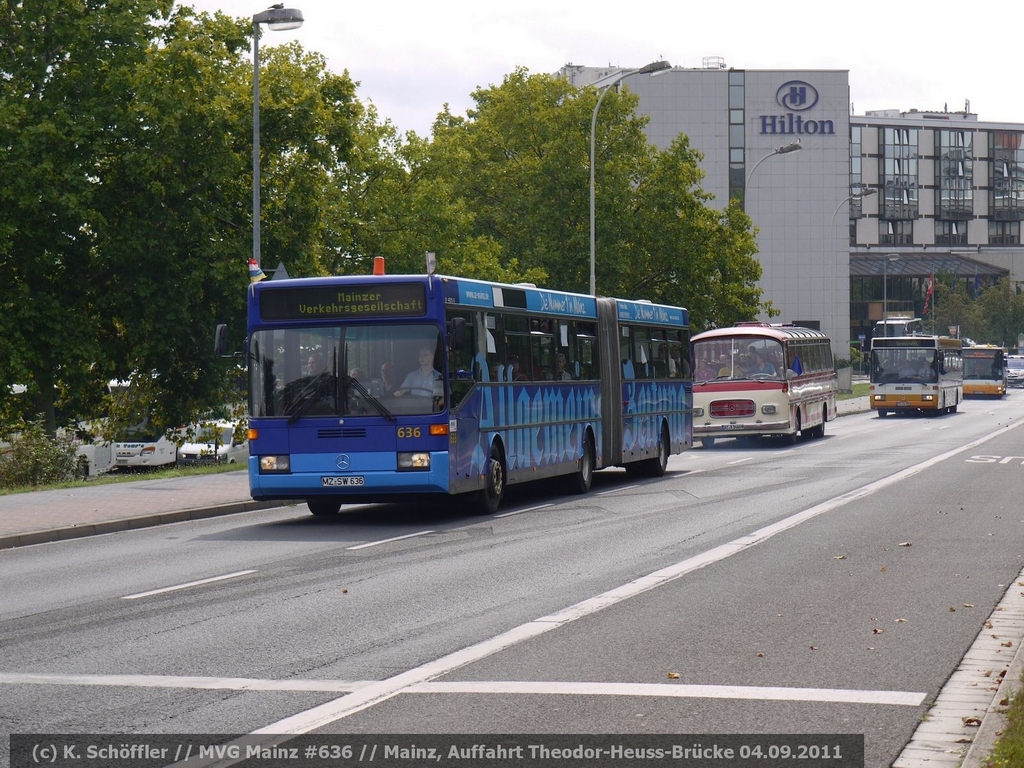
[177,421,248,466]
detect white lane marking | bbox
[0,673,367,693]
[496,504,552,518]
[346,531,434,550]
[410,680,925,706]
[0,673,922,706]
[122,570,257,600]
[597,484,639,496]
[249,417,1024,737]
[728,457,752,465]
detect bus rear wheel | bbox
[566,433,595,494]
[308,498,341,517]
[634,423,670,477]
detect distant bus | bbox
[962,345,1007,398]
[691,323,837,447]
[226,270,692,516]
[874,316,924,338]
[869,336,963,416]
[107,379,178,470]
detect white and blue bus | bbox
[222,270,692,515]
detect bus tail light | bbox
[398,452,430,470]
[429,423,449,436]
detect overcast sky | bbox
[183,0,1022,139]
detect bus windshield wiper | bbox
[285,374,335,424]
[343,375,396,422]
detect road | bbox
[3,393,1024,768]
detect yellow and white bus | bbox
[869,335,963,416]
[962,345,1007,398]
[691,323,837,447]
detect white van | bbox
[177,421,248,466]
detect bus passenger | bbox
[395,346,441,397]
[694,358,716,381]
[379,362,396,395]
[306,352,326,377]
[749,351,777,377]
[509,356,529,381]
[552,353,573,380]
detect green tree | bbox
[0,0,174,434]
[1,2,359,436]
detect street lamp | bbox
[589,59,671,295]
[883,254,900,336]
[828,185,877,355]
[252,4,304,270]
[744,140,802,188]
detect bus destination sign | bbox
[260,284,427,321]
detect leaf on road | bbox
[667,672,680,679]
[963,603,974,608]
[949,607,957,612]
[872,628,884,634]
[895,618,907,623]
[962,716,982,727]
[833,555,847,560]
[898,542,912,547]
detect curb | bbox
[961,623,1024,767]
[0,499,283,551]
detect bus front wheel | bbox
[475,445,505,514]
[308,498,341,517]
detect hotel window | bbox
[935,130,974,220]
[729,71,746,205]
[990,132,1024,221]
[935,221,967,246]
[879,219,913,245]
[848,126,865,239]
[880,128,918,221]
[989,220,1021,245]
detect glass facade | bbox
[880,127,919,221]
[990,131,1024,221]
[935,129,973,220]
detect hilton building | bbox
[560,61,1024,356]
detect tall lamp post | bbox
[829,185,876,358]
[883,254,900,336]
[589,59,671,296]
[252,4,304,271]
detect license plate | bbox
[720,424,743,430]
[896,401,910,406]
[321,476,364,487]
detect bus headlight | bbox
[922,395,934,402]
[397,452,430,470]
[873,395,885,402]
[761,404,777,414]
[259,455,291,473]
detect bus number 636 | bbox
[397,427,422,439]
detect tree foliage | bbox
[0,1,358,436]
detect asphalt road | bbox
[2,392,1023,768]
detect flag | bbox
[922,273,934,316]
[248,258,267,283]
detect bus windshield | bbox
[249,323,445,418]
[692,338,784,382]
[871,348,938,383]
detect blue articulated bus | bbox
[228,271,692,515]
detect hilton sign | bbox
[760,81,835,136]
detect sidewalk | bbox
[0,470,278,550]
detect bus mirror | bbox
[448,317,467,349]
[785,368,796,381]
[214,324,229,357]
